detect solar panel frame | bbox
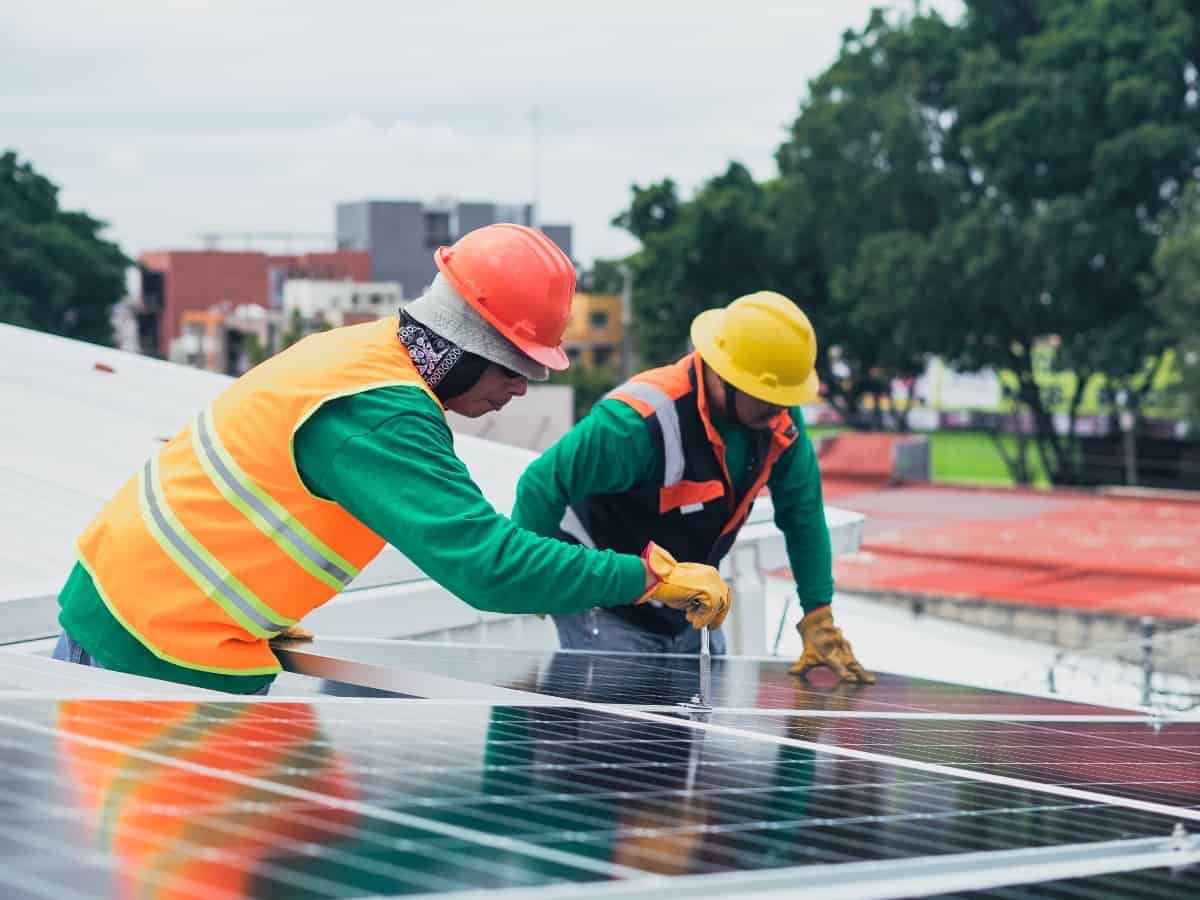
[276,638,1142,717]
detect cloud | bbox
[4,0,963,263]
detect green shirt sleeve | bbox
[768,411,834,614]
[293,386,646,616]
[512,398,658,538]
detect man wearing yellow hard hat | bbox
[513,291,873,683]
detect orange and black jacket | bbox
[544,354,804,636]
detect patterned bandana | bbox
[397,311,464,389]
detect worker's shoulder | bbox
[583,396,651,432]
[313,383,446,434]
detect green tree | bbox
[577,259,626,294]
[1151,183,1200,427]
[780,0,1199,482]
[614,164,790,366]
[0,151,128,345]
[609,2,1200,485]
[926,0,1198,483]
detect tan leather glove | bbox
[788,606,875,684]
[272,624,314,642]
[637,542,732,629]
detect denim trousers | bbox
[552,607,727,655]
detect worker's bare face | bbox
[733,391,786,430]
[445,364,528,418]
[706,370,783,430]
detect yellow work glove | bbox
[272,624,314,642]
[789,605,875,684]
[637,542,732,629]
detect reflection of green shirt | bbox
[58,386,645,694]
[513,398,833,614]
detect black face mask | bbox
[433,352,489,401]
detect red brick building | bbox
[136,250,370,357]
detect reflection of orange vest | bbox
[78,317,438,675]
[58,700,356,900]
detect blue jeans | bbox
[52,631,105,668]
[552,608,727,655]
[51,631,271,695]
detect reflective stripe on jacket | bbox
[78,317,438,675]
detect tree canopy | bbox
[610,0,1200,484]
[0,151,128,346]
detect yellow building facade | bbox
[562,292,624,369]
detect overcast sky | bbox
[3,1,960,267]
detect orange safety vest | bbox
[78,317,439,675]
[57,700,356,898]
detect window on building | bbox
[589,310,609,329]
[566,347,581,362]
[424,211,452,248]
[593,345,614,366]
[370,293,382,305]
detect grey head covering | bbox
[402,274,550,382]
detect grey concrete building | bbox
[336,199,574,297]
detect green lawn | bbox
[809,426,1050,488]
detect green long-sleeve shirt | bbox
[58,385,646,693]
[512,398,833,615]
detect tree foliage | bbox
[0,151,128,345]
[611,0,1200,484]
[1151,183,1200,426]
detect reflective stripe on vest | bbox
[138,455,295,638]
[608,381,686,486]
[192,404,358,591]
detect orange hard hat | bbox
[434,223,576,370]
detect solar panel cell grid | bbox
[703,715,1200,809]
[0,699,1191,899]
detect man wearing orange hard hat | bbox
[50,224,732,693]
[514,291,873,684]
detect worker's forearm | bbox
[770,414,835,613]
[310,397,647,615]
[513,399,656,537]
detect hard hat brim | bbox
[435,254,570,371]
[690,308,821,406]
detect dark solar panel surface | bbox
[0,698,1187,899]
[700,714,1200,809]
[296,638,1133,715]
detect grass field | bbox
[808,426,1050,488]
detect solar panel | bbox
[698,714,1200,810]
[278,638,1139,716]
[0,697,1193,900]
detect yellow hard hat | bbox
[690,291,820,406]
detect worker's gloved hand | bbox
[637,542,731,629]
[789,606,875,684]
[272,624,314,642]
